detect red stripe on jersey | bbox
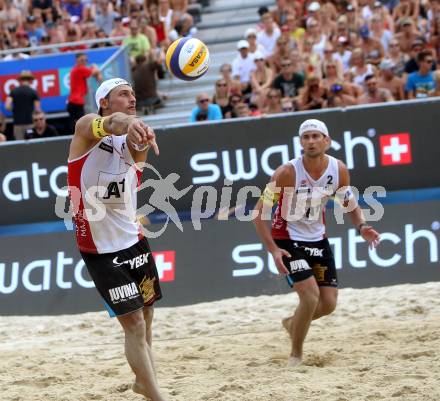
[136,168,144,241]
[68,155,98,253]
[271,192,290,239]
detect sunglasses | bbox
[216,83,227,87]
[199,99,209,103]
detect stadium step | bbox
[145,0,276,126]
[203,0,273,14]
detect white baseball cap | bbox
[237,39,249,50]
[244,28,257,38]
[308,1,321,12]
[95,78,131,109]
[299,119,329,137]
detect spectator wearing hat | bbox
[250,51,275,109]
[272,57,304,98]
[378,59,404,100]
[232,40,256,95]
[405,50,436,98]
[257,12,281,57]
[25,110,59,140]
[190,93,222,122]
[358,74,394,104]
[345,4,362,34]
[395,18,420,53]
[245,28,265,56]
[358,24,384,66]
[67,53,102,134]
[333,35,353,72]
[5,70,41,140]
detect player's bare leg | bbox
[117,309,167,401]
[284,277,319,367]
[313,287,338,319]
[142,306,157,377]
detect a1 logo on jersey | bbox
[379,133,412,166]
[152,251,175,282]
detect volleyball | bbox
[165,37,210,81]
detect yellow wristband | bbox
[260,186,280,207]
[92,117,109,138]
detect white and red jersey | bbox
[67,135,143,254]
[272,155,339,242]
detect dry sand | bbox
[1,282,439,401]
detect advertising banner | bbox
[0,201,438,315]
[0,99,439,225]
[0,47,118,115]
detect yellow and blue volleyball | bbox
[165,37,210,81]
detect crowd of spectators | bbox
[191,0,440,122]
[0,0,195,58]
[0,0,196,140]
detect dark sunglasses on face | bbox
[199,98,209,103]
[216,83,227,87]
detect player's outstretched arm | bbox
[253,164,294,275]
[69,113,159,161]
[337,161,380,249]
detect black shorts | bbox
[274,238,338,288]
[81,238,162,317]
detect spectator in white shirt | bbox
[232,40,256,94]
[257,12,281,57]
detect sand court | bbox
[1,282,439,401]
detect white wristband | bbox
[130,141,149,152]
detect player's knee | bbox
[297,284,320,310]
[119,312,146,337]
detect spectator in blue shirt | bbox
[405,50,436,99]
[190,93,223,122]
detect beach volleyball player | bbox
[253,119,381,367]
[67,78,167,401]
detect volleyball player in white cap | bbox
[67,78,167,401]
[253,119,380,367]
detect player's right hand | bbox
[127,119,159,155]
[271,248,291,275]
